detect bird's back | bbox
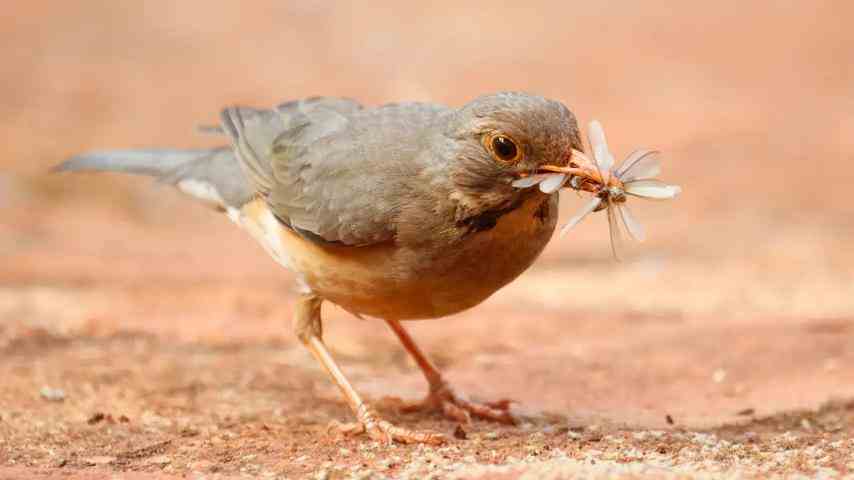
[223,98,452,246]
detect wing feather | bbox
[220,97,448,246]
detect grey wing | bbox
[219,97,363,195]
[220,97,447,246]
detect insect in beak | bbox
[511,121,681,259]
[512,150,604,194]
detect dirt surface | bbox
[2,1,854,478]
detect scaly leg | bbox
[293,295,444,445]
[384,318,517,425]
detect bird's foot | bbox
[399,381,518,425]
[329,405,446,445]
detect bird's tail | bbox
[54,147,253,209]
[55,149,207,177]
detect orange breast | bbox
[238,194,557,320]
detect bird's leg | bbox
[384,318,517,425]
[293,294,444,445]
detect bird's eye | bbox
[489,135,521,163]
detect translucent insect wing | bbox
[511,173,550,188]
[587,121,614,184]
[617,202,646,242]
[624,180,682,199]
[616,150,661,182]
[606,201,625,260]
[539,173,568,193]
[559,197,602,237]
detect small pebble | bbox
[87,412,106,425]
[189,460,215,471]
[83,456,115,466]
[541,424,560,434]
[823,358,839,371]
[146,455,171,466]
[40,387,65,402]
[314,469,330,480]
[352,469,374,480]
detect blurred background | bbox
[1,0,853,467]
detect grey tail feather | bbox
[54,148,254,208]
[53,149,212,177]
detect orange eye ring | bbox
[484,134,523,164]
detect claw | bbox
[329,406,446,445]
[399,383,518,426]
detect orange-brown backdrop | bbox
[1,2,853,475]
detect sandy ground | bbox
[2,1,854,478]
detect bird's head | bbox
[443,92,590,208]
[436,92,681,256]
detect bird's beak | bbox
[519,149,609,193]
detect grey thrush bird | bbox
[56,92,608,444]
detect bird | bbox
[55,92,587,445]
